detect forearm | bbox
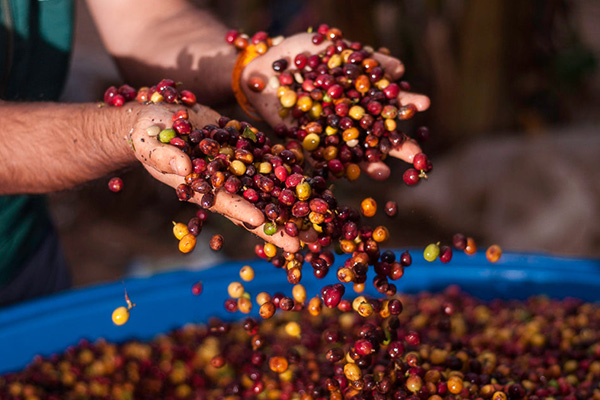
[0,101,138,194]
[86,0,236,106]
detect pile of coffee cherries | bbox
[103,81,197,108]
[102,79,432,294]
[227,24,432,184]
[4,287,599,399]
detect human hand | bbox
[130,102,301,252]
[237,31,431,180]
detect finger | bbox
[398,92,431,112]
[361,137,422,179]
[388,138,422,164]
[212,190,265,228]
[360,161,391,181]
[144,167,265,227]
[372,52,405,81]
[227,216,301,254]
[370,52,431,112]
[132,107,192,176]
[134,136,192,177]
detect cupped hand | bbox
[239,32,431,180]
[129,102,301,252]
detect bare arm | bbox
[85,0,236,106]
[0,100,222,194]
[0,101,138,194]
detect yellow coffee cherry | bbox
[280,90,297,108]
[237,297,252,314]
[227,281,245,298]
[296,181,312,201]
[360,198,377,217]
[302,133,321,152]
[342,127,360,142]
[112,306,129,326]
[229,160,247,176]
[277,86,288,98]
[325,126,338,136]
[375,78,390,90]
[327,54,342,69]
[256,292,271,306]
[269,356,289,373]
[349,105,365,120]
[384,118,397,131]
[285,321,301,338]
[372,226,389,242]
[343,363,362,381]
[297,95,313,112]
[172,222,189,240]
[308,296,322,316]
[150,91,164,103]
[309,103,322,119]
[346,164,361,181]
[258,162,272,174]
[341,49,353,63]
[178,233,197,254]
[239,265,255,281]
[264,243,277,258]
[292,284,307,304]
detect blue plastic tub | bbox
[1,250,599,374]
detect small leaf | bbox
[242,126,257,142]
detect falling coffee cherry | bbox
[191,281,203,295]
[210,234,224,251]
[108,177,123,193]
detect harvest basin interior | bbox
[1,250,599,375]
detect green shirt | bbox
[0,0,74,285]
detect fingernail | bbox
[170,159,179,175]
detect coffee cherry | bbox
[416,126,430,143]
[403,168,420,185]
[453,233,467,250]
[191,281,203,295]
[108,177,123,193]
[259,301,276,319]
[210,234,224,251]
[179,233,197,253]
[111,306,129,326]
[384,200,397,217]
[176,184,193,201]
[439,245,453,263]
[272,58,288,72]
[486,244,502,263]
[225,29,238,44]
[465,237,477,255]
[228,282,245,299]
[239,265,255,281]
[172,222,189,240]
[113,94,126,107]
[104,86,118,105]
[413,153,431,172]
[180,90,197,106]
[159,128,177,143]
[263,243,277,258]
[172,118,192,135]
[360,197,377,217]
[423,243,440,262]
[400,251,412,267]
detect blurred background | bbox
[53,0,600,287]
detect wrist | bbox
[92,102,144,169]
